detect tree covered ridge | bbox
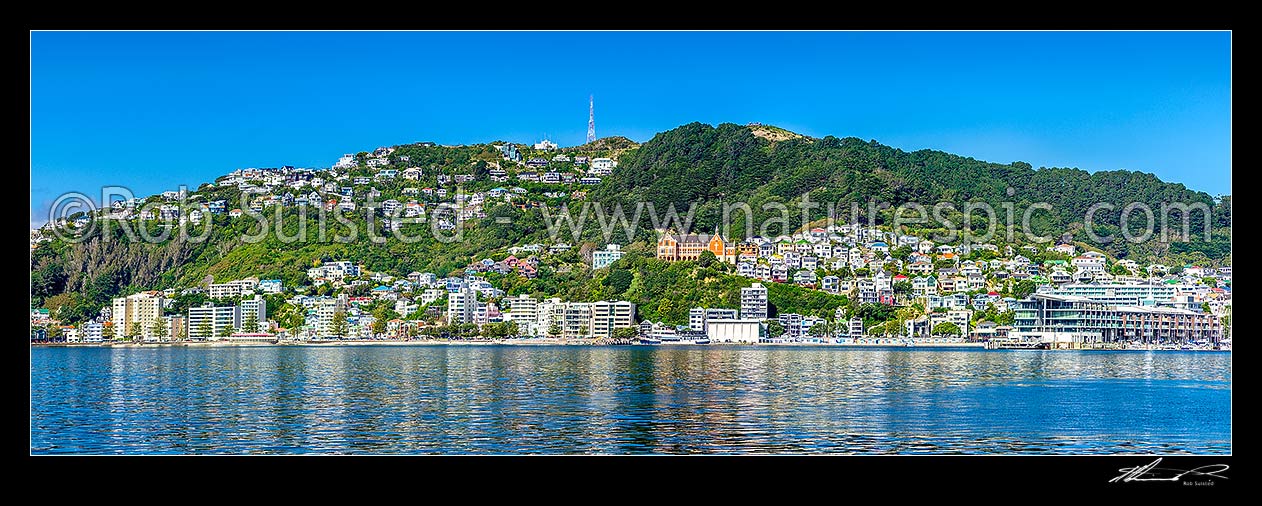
[30,121,1230,325]
[591,122,1228,261]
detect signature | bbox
[1110,458,1230,483]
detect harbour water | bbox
[30,346,1231,454]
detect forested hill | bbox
[591,122,1230,261]
[31,122,1229,323]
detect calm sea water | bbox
[30,345,1231,454]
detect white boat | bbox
[651,330,709,345]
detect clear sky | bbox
[31,31,1231,227]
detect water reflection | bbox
[31,346,1231,454]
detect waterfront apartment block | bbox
[82,321,104,343]
[591,300,637,339]
[111,292,165,338]
[187,303,240,339]
[315,295,347,336]
[848,317,864,338]
[741,283,768,320]
[689,307,739,332]
[239,295,267,332]
[562,303,593,339]
[1013,293,1222,345]
[1048,283,1179,307]
[778,313,804,338]
[503,294,538,324]
[447,285,479,325]
[533,297,566,336]
[505,296,635,338]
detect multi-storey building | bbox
[777,313,804,339]
[741,283,768,320]
[503,295,538,327]
[447,285,479,325]
[82,321,104,343]
[562,303,593,339]
[657,231,735,263]
[534,298,566,336]
[187,303,240,340]
[238,295,268,333]
[688,307,739,332]
[1048,283,1180,307]
[315,295,348,337]
[848,318,864,338]
[1012,293,1222,345]
[592,244,624,269]
[591,300,637,339]
[111,292,165,338]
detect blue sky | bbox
[31,31,1231,227]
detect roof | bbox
[1027,293,1098,303]
[1115,305,1201,316]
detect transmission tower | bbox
[587,94,596,144]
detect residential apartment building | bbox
[238,295,267,333]
[689,307,739,332]
[1013,293,1222,345]
[534,298,566,336]
[1048,283,1180,308]
[503,295,538,327]
[561,303,593,339]
[777,313,804,339]
[591,244,624,269]
[741,283,769,320]
[111,292,165,338]
[848,318,864,338]
[591,300,637,339]
[187,303,240,340]
[447,285,479,325]
[315,295,348,337]
[82,321,104,343]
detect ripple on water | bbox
[30,346,1231,454]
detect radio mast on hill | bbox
[587,95,596,144]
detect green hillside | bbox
[502,244,845,325]
[31,122,1230,324]
[592,122,1229,261]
